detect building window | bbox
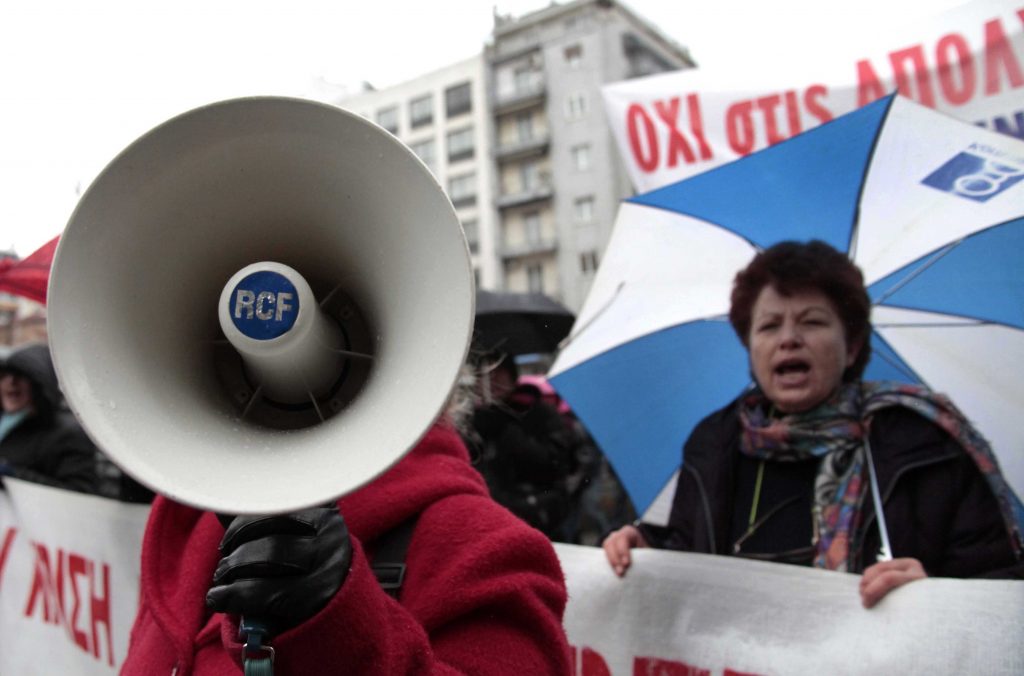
[519,161,540,192]
[571,144,591,171]
[514,67,534,94]
[574,196,595,222]
[445,82,472,117]
[462,218,479,254]
[527,264,544,293]
[516,111,534,142]
[580,250,599,273]
[523,211,541,244]
[409,94,433,128]
[565,44,583,68]
[409,138,435,173]
[448,173,477,207]
[447,127,475,162]
[376,106,399,134]
[566,92,587,120]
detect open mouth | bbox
[774,358,810,376]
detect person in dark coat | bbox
[465,354,576,540]
[0,342,100,494]
[603,241,1023,608]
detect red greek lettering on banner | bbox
[890,45,937,108]
[855,59,888,107]
[0,527,16,585]
[936,33,977,105]
[632,656,711,675]
[783,90,803,137]
[983,17,1024,94]
[571,645,612,676]
[91,560,115,666]
[686,93,714,161]
[23,543,116,666]
[725,100,756,155]
[627,104,660,172]
[804,85,833,123]
[654,98,698,165]
[755,94,786,146]
[68,554,91,653]
[24,543,64,623]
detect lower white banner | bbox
[1,479,1021,675]
[558,544,1024,675]
[0,479,149,675]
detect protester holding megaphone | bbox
[120,418,571,675]
[45,97,572,674]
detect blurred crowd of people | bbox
[460,352,635,545]
[0,338,634,547]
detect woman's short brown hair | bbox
[728,240,872,381]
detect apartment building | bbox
[337,56,498,292]
[340,0,693,311]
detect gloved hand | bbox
[206,506,352,637]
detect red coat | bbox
[121,424,571,675]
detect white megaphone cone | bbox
[47,96,474,515]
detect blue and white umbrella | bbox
[549,94,1024,522]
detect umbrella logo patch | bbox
[922,147,1024,202]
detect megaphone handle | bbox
[240,617,274,676]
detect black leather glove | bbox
[206,506,352,637]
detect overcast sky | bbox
[1,0,969,257]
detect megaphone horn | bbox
[48,97,474,516]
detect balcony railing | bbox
[499,237,559,260]
[493,78,547,114]
[496,181,554,209]
[495,132,550,161]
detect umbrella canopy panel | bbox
[0,235,60,305]
[473,289,575,356]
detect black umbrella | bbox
[473,289,575,356]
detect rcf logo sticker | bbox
[922,144,1024,202]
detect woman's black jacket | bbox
[0,344,99,495]
[638,397,1023,578]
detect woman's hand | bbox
[859,557,927,608]
[206,506,352,636]
[602,524,648,577]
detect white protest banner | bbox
[557,543,1024,675]
[0,478,149,675]
[604,0,1024,193]
[1,481,1021,674]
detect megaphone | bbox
[48,97,474,515]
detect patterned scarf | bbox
[738,381,1024,571]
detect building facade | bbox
[339,0,693,311]
[338,56,499,291]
